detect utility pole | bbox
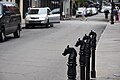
[70,0,73,16]
[59,0,63,20]
[20,0,23,19]
[23,0,29,18]
[111,0,114,24]
[29,0,31,8]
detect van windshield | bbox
[28,8,47,14]
[28,9,39,14]
[39,9,47,14]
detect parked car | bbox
[101,1,112,13]
[101,5,111,13]
[25,7,60,28]
[76,7,87,17]
[0,2,21,42]
[91,7,98,15]
[86,7,92,16]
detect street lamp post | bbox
[59,0,63,20]
[29,0,31,8]
[111,0,114,24]
[34,0,38,7]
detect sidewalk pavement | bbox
[96,22,120,80]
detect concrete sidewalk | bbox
[96,22,120,80]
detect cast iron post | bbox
[59,0,63,20]
[62,45,77,80]
[75,38,86,80]
[89,30,97,78]
[111,0,114,24]
[83,34,91,80]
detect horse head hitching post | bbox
[75,38,86,80]
[62,45,77,80]
[83,34,91,80]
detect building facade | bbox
[31,0,60,9]
[0,0,15,2]
[0,0,72,20]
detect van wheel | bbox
[26,25,33,29]
[14,28,20,38]
[25,24,29,29]
[0,28,6,42]
[45,19,50,28]
[50,23,53,27]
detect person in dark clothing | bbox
[104,9,109,19]
[113,9,118,22]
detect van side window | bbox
[3,6,10,14]
[29,9,39,14]
[1,16,10,23]
[14,8,20,14]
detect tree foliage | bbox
[74,0,87,7]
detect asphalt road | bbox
[0,13,108,80]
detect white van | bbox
[25,7,60,28]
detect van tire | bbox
[25,24,31,29]
[0,28,6,42]
[45,19,50,28]
[14,28,20,38]
[50,23,53,27]
[25,24,29,29]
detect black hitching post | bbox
[89,30,97,78]
[62,45,77,80]
[83,34,91,80]
[75,38,86,80]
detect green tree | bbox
[74,0,87,7]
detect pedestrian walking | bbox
[80,11,87,21]
[112,8,118,22]
[62,12,65,20]
[104,9,109,19]
[118,9,120,22]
